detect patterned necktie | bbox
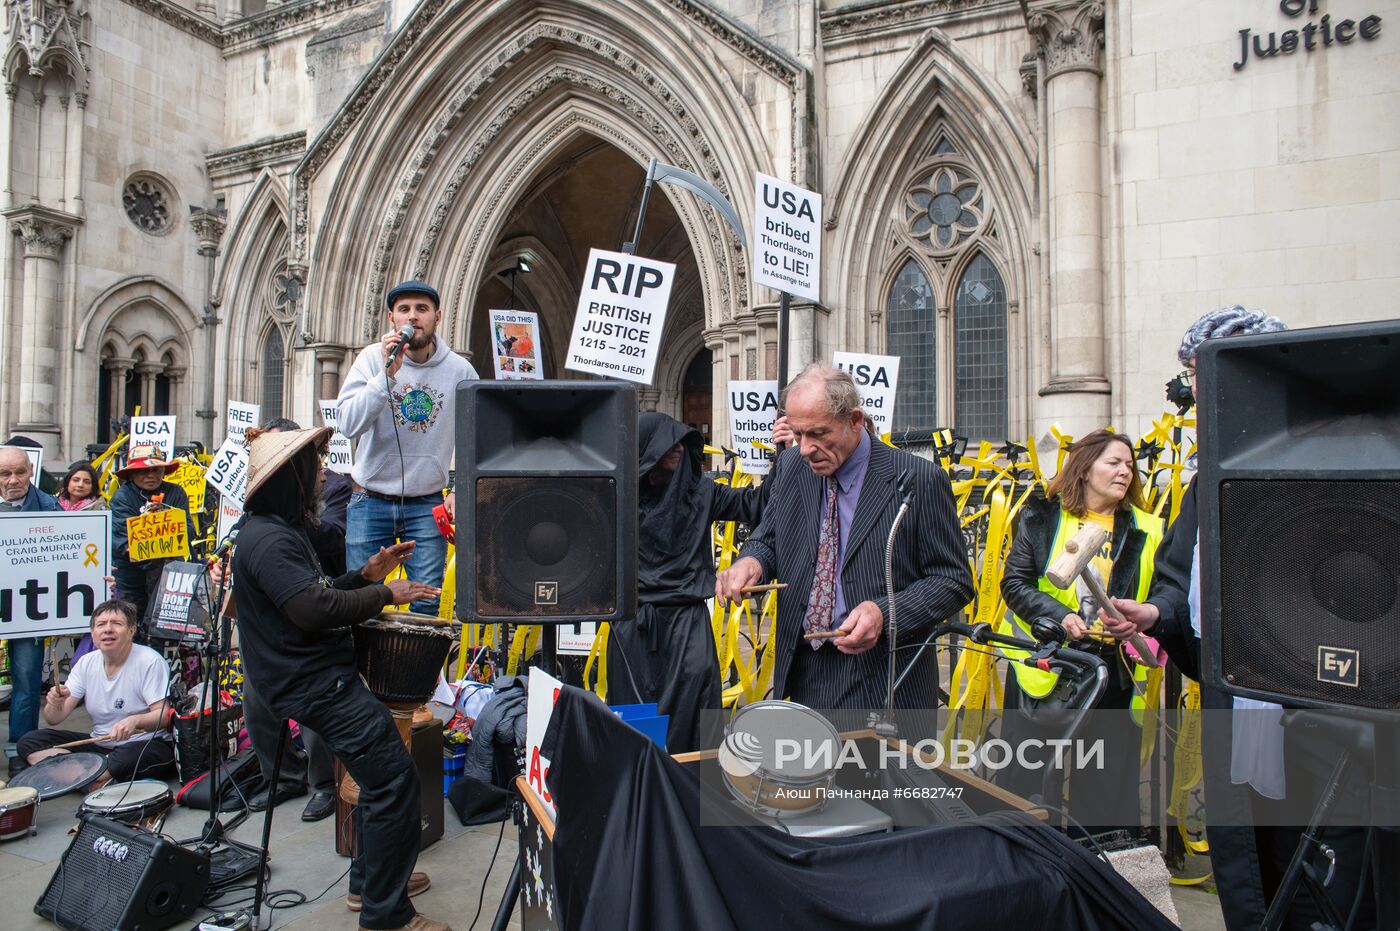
[804,479,840,649]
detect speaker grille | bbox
[36,817,208,931]
[1218,480,1400,709]
[474,477,618,618]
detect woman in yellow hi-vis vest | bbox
[995,429,1163,834]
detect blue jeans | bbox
[346,493,446,616]
[6,637,44,745]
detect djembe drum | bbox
[339,611,454,806]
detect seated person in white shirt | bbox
[15,599,175,787]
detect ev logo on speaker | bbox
[534,582,558,606]
[1317,646,1360,688]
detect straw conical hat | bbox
[244,427,332,502]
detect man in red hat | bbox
[110,443,196,624]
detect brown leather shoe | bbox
[346,871,431,911]
[359,915,452,931]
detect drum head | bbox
[0,786,39,809]
[82,780,170,813]
[9,753,107,800]
[722,701,841,782]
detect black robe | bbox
[608,413,765,754]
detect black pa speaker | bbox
[36,816,210,931]
[455,381,637,623]
[1197,320,1400,715]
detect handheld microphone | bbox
[211,527,239,562]
[385,324,415,368]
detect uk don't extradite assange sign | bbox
[566,249,674,385]
[726,380,779,475]
[0,510,110,637]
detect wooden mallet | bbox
[1045,524,1159,669]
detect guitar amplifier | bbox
[35,816,209,931]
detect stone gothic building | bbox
[3,0,1395,463]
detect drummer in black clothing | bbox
[231,426,448,931]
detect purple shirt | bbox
[828,430,872,626]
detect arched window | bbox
[887,259,936,432]
[953,254,1008,440]
[884,127,1013,440]
[261,328,287,418]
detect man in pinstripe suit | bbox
[716,365,973,733]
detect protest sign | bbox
[169,459,206,513]
[226,401,260,443]
[128,507,190,562]
[566,249,674,385]
[525,666,565,821]
[216,499,243,549]
[753,173,821,302]
[318,400,354,475]
[556,622,598,656]
[489,309,545,380]
[726,380,779,475]
[832,351,901,436]
[129,415,177,460]
[0,445,42,478]
[147,560,210,641]
[206,436,250,506]
[0,510,109,637]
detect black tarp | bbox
[541,686,1179,931]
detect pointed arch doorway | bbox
[468,135,708,420]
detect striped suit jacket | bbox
[739,439,974,718]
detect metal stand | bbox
[248,720,287,931]
[1261,712,1397,931]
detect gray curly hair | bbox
[1178,305,1287,366]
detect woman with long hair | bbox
[57,462,103,510]
[995,428,1164,832]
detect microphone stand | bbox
[872,469,918,738]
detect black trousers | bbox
[241,675,335,794]
[15,729,176,782]
[283,672,420,930]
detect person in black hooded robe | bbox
[608,412,767,754]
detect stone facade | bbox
[2,0,1396,463]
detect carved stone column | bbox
[5,205,80,453]
[313,344,347,402]
[1023,0,1111,435]
[135,361,163,414]
[190,206,227,448]
[104,355,135,436]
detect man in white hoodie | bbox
[337,280,477,615]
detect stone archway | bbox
[467,134,705,418]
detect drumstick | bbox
[52,734,113,749]
[803,629,845,641]
[53,730,144,750]
[740,583,788,594]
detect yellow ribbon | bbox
[83,544,99,568]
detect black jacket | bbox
[739,440,973,713]
[1001,494,1154,627]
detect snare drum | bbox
[0,786,40,840]
[719,700,841,817]
[79,780,173,833]
[354,611,455,705]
